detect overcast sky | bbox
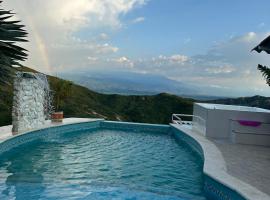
[3,0,270,96]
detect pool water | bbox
[0,128,207,200]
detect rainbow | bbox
[26,16,52,73]
[17,1,53,74]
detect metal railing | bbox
[172,113,206,134]
[172,114,206,127]
[171,114,194,125]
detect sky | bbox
[3,0,270,96]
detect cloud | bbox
[132,17,145,24]
[2,1,270,96]
[209,84,229,89]
[14,0,146,30]
[115,32,270,96]
[99,33,109,40]
[3,0,147,72]
[51,36,119,54]
[112,56,134,68]
[205,65,235,74]
[96,43,119,54]
[169,55,189,63]
[87,56,98,62]
[151,54,189,66]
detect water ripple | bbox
[0,128,206,200]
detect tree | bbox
[252,35,270,86]
[0,1,28,81]
[257,64,270,86]
[53,80,73,111]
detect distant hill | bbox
[210,95,270,110]
[1,67,269,127]
[0,67,194,126]
[60,70,198,96]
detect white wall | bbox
[193,103,270,146]
[193,104,207,136]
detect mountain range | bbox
[1,67,270,127]
[60,70,198,95]
[60,70,230,100]
[0,67,194,126]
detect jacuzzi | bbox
[193,103,270,146]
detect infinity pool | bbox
[0,124,207,199]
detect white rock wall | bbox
[12,73,46,133]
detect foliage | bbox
[51,76,194,124]
[0,67,194,126]
[51,79,73,111]
[210,95,270,109]
[253,35,270,86]
[2,67,270,127]
[257,64,270,86]
[0,1,28,83]
[0,1,28,67]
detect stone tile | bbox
[172,124,270,200]
[211,139,270,195]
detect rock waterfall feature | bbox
[12,72,52,133]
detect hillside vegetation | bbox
[211,96,270,110]
[0,67,194,126]
[2,67,270,127]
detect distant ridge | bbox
[1,67,269,127]
[0,67,194,126]
[210,95,270,110]
[60,71,198,96]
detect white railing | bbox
[172,113,206,134]
[172,114,194,125]
[172,114,205,127]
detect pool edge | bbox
[0,118,104,144]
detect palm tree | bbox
[0,1,28,81]
[252,35,270,86]
[257,64,270,86]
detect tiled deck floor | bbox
[212,138,270,195]
[174,124,270,199]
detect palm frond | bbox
[258,64,270,86]
[0,1,28,69]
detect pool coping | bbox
[0,118,104,144]
[171,124,270,200]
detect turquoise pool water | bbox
[0,127,207,200]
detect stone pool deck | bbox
[172,124,270,200]
[212,138,270,196]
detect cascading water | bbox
[34,73,54,119]
[12,72,53,133]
